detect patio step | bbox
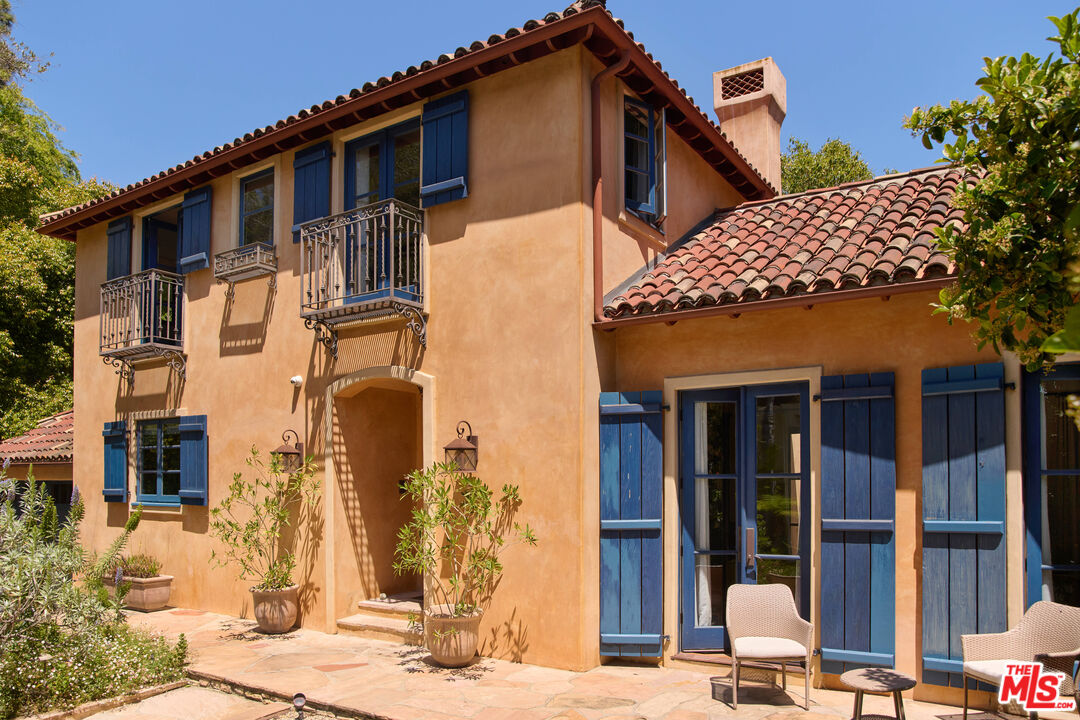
[353,591,422,620]
[336,612,422,644]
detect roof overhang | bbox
[38,4,773,241]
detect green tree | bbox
[780,137,876,194]
[905,9,1080,369]
[0,4,112,439]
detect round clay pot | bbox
[251,585,299,634]
[424,604,482,667]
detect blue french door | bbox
[679,382,811,651]
[343,119,420,301]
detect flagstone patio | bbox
[125,608,1017,720]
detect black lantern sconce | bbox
[273,430,304,473]
[444,421,478,472]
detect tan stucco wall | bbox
[72,42,770,671]
[610,290,1023,704]
[4,463,71,483]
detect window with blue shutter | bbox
[292,141,331,242]
[599,391,663,657]
[623,97,666,229]
[178,415,208,506]
[921,363,1007,687]
[102,421,128,502]
[179,186,212,273]
[819,373,896,673]
[420,90,468,208]
[106,217,132,280]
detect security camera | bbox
[290,376,303,387]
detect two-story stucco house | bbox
[37,0,1079,707]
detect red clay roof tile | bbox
[604,167,967,319]
[0,410,73,465]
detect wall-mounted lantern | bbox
[272,429,304,473]
[444,421,478,472]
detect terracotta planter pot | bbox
[251,585,299,634]
[424,605,482,667]
[104,574,174,611]
[124,575,173,611]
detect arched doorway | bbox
[325,366,433,625]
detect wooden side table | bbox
[839,668,918,720]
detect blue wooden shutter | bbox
[102,421,128,502]
[819,373,896,673]
[178,415,208,505]
[599,391,663,657]
[179,186,212,273]
[921,363,1007,686]
[420,90,468,208]
[106,217,132,280]
[292,141,331,242]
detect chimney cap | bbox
[713,57,786,118]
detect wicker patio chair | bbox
[726,583,813,710]
[961,600,1080,719]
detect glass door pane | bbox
[750,391,804,613]
[1039,379,1080,606]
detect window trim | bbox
[238,167,275,247]
[136,418,182,506]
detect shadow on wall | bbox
[278,483,324,625]
[331,383,422,616]
[219,279,276,356]
[114,361,185,414]
[479,607,530,663]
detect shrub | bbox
[112,553,162,579]
[393,462,536,617]
[0,468,185,718]
[209,446,320,591]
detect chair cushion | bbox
[964,659,1022,684]
[733,636,807,659]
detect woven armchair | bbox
[726,583,813,710]
[961,600,1080,719]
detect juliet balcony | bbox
[213,241,277,296]
[99,269,185,379]
[300,198,426,355]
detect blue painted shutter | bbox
[178,415,208,505]
[921,363,1007,686]
[292,141,331,242]
[106,217,132,280]
[420,90,468,208]
[179,186,212,273]
[599,391,663,657]
[102,421,128,502]
[819,373,896,672]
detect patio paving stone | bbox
[124,608,1070,720]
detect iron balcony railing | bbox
[214,241,277,284]
[99,269,184,357]
[300,198,424,323]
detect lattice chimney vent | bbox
[721,68,765,100]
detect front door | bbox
[679,382,810,651]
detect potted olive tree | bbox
[393,462,536,667]
[209,446,319,633]
[105,552,173,611]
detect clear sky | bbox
[10,0,1075,189]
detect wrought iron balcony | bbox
[214,241,277,296]
[99,269,185,379]
[300,199,425,355]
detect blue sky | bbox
[10,0,1074,188]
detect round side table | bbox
[839,668,917,720]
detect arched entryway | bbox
[323,366,434,626]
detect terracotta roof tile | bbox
[605,167,968,319]
[0,410,73,465]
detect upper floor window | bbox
[624,97,666,229]
[345,119,421,210]
[137,418,181,505]
[240,168,274,245]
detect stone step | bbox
[336,612,422,644]
[354,592,422,620]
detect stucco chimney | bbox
[713,58,786,192]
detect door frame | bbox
[678,381,811,651]
[664,367,822,655]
